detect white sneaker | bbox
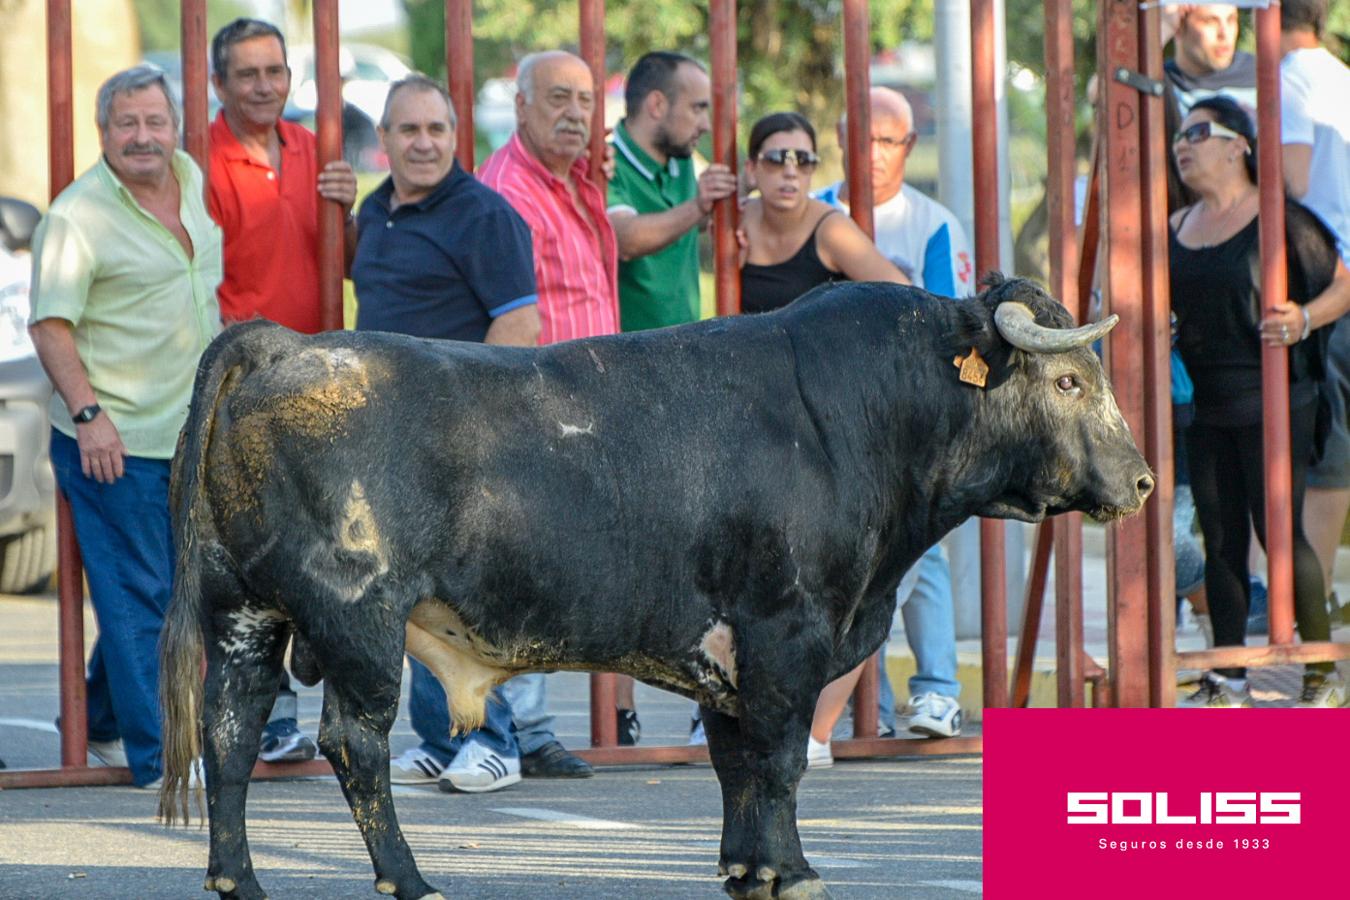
[142,758,204,791]
[389,747,447,785]
[906,692,963,738]
[88,738,128,769]
[438,740,520,793]
[1179,673,1253,708]
[806,736,833,769]
[1297,672,1347,708]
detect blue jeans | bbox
[407,657,517,763]
[878,542,961,733]
[500,673,556,756]
[51,429,172,786]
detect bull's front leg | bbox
[702,695,832,899]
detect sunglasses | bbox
[1172,120,1245,146]
[756,148,820,172]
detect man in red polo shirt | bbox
[208,18,357,334]
[206,18,357,763]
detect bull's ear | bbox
[943,300,1015,388]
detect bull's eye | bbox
[1056,374,1080,394]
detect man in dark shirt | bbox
[353,75,539,793]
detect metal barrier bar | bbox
[1011,522,1053,706]
[710,0,739,317]
[313,0,344,332]
[1044,0,1086,709]
[579,0,606,188]
[1137,0,1175,708]
[970,0,1008,709]
[1177,641,1350,670]
[181,0,209,173]
[1255,5,1295,647]
[446,0,475,171]
[1099,0,1150,707]
[46,0,87,773]
[576,0,620,749]
[841,0,879,740]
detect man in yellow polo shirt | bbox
[29,66,221,789]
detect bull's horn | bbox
[994,302,1119,353]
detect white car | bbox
[0,197,55,594]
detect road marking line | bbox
[0,717,59,734]
[490,807,632,830]
[922,880,982,893]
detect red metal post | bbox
[710,0,740,317]
[842,0,873,239]
[313,0,344,333]
[1099,0,1150,706]
[180,0,209,174]
[579,0,606,189]
[970,0,1008,708]
[842,0,878,737]
[446,0,475,171]
[1044,0,1085,708]
[1255,6,1294,647]
[578,0,617,747]
[1137,3,1175,707]
[47,0,87,771]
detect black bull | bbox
[160,276,1152,900]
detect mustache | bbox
[554,118,589,140]
[122,143,165,156]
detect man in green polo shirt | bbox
[608,51,737,332]
[29,66,221,788]
[605,52,737,743]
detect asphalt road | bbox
[0,593,983,899]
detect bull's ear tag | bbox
[953,347,989,388]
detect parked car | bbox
[0,197,55,594]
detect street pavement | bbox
[0,593,983,899]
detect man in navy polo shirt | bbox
[352,74,540,793]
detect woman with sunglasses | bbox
[740,112,907,314]
[1170,95,1350,708]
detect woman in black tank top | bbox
[738,112,908,314]
[1169,96,1350,707]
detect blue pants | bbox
[500,673,557,756]
[878,542,961,733]
[50,429,172,786]
[407,658,517,764]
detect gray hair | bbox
[379,74,457,130]
[211,18,288,80]
[516,53,545,103]
[96,66,180,132]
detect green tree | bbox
[402,0,932,146]
[132,0,253,53]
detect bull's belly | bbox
[405,600,739,729]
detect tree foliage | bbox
[402,0,935,145]
[132,0,253,53]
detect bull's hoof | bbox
[203,872,268,899]
[723,870,832,900]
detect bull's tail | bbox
[158,320,288,826]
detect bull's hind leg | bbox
[201,600,290,900]
[312,633,441,900]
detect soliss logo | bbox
[1066,792,1301,825]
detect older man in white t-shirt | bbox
[1281,0,1350,629]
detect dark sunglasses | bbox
[1172,120,1244,146]
[757,148,820,172]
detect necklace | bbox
[1196,189,1255,248]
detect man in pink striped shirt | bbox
[476,50,616,780]
[479,50,619,345]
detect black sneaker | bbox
[259,718,318,763]
[616,708,641,746]
[520,740,593,778]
